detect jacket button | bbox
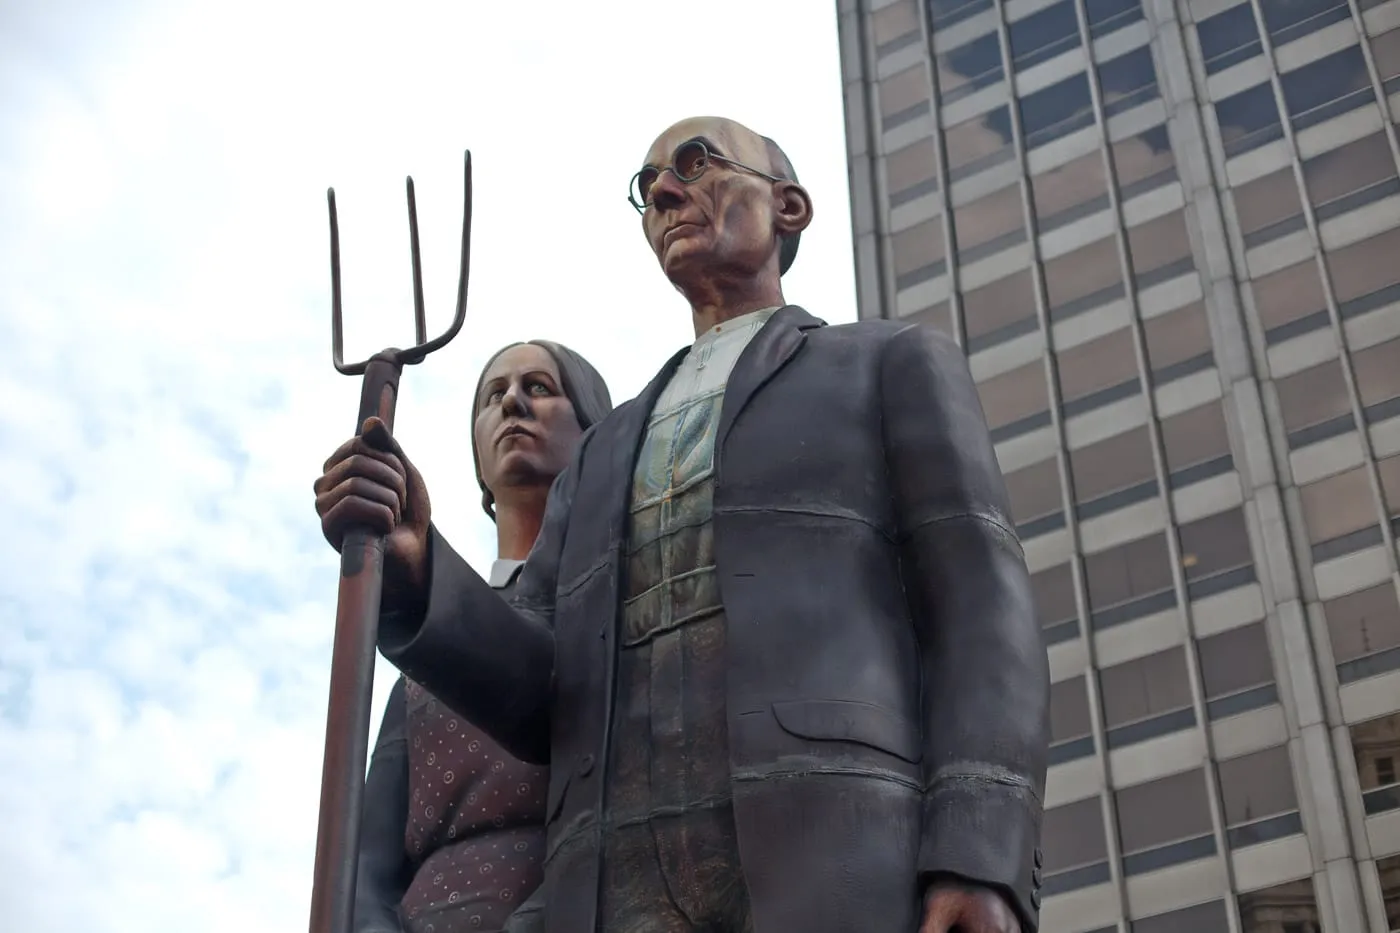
[1032,867,1042,888]
[1030,889,1041,910]
[1033,847,1043,868]
[577,753,595,777]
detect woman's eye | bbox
[529,382,551,396]
[487,390,504,404]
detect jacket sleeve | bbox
[879,323,1050,932]
[353,678,412,933]
[377,434,589,765]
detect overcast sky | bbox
[0,1,855,928]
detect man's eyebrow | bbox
[694,135,724,156]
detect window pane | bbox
[907,301,954,337]
[1020,72,1095,150]
[871,0,919,48]
[1372,27,1400,83]
[1379,454,1400,516]
[1199,621,1274,699]
[880,64,931,127]
[953,183,1026,261]
[1302,132,1397,220]
[1353,337,1400,416]
[938,33,1005,105]
[1349,711,1400,792]
[1057,327,1140,413]
[1280,44,1372,132]
[1007,0,1080,71]
[1275,358,1352,446]
[1179,507,1253,581]
[891,218,947,290]
[929,0,993,28]
[1086,0,1144,37]
[1218,745,1298,826]
[1051,675,1093,743]
[946,107,1015,181]
[1233,166,1303,245]
[962,268,1037,349]
[1327,226,1400,315]
[1238,878,1321,933]
[1084,531,1174,613]
[1261,0,1351,46]
[1044,796,1108,871]
[976,359,1049,433]
[1131,900,1230,933]
[886,138,939,205]
[1299,464,1377,546]
[1099,646,1192,728]
[1033,562,1078,627]
[1198,4,1261,74]
[1005,457,1063,532]
[1144,300,1213,382]
[1032,148,1109,233]
[1127,209,1193,289]
[1069,425,1156,505]
[1323,581,1400,665]
[1044,235,1123,319]
[1215,82,1284,158]
[1098,46,1159,118]
[1250,257,1328,336]
[1112,124,1177,198]
[1114,767,1212,852]
[1161,401,1231,478]
[1376,852,1400,932]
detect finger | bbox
[320,495,398,544]
[317,474,403,525]
[320,434,364,475]
[318,452,409,510]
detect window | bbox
[1380,454,1400,524]
[1238,877,1321,933]
[1160,400,1233,487]
[945,107,1015,181]
[1084,531,1176,629]
[1057,327,1141,417]
[1377,852,1400,933]
[1349,712,1400,816]
[937,32,1005,105]
[953,183,1026,262]
[1112,124,1176,200]
[1281,45,1374,132]
[1261,0,1352,48]
[1324,581,1400,684]
[1114,767,1216,874]
[1098,46,1158,118]
[891,218,947,291]
[1198,4,1261,75]
[906,301,954,337]
[1199,622,1278,719]
[1353,337,1400,424]
[1069,425,1158,518]
[976,359,1050,441]
[1085,0,1143,38]
[1005,457,1064,539]
[1050,674,1095,763]
[1326,226,1400,320]
[1144,300,1214,384]
[1233,166,1305,248]
[1215,83,1284,159]
[1218,746,1301,847]
[1372,27,1400,95]
[880,64,932,131]
[1127,209,1194,290]
[929,0,994,28]
[886,138,940,208]
[1034,561,1079,644]
[1099,646,1194,748]
[1044,235,1124,321]
[1300,465,1381,562]
[1042,796,1112,894]
[1275,358,1354,449]
[1250,257,1329,343]
[1303,132,1399,223]
[1007,0,1080,72]
[871,0,920,56]
[1020,72,1096,150]
[1131,900,1230,933]
[961,268,1037,351]
[1032,148,1109,233]
[1179,507,1255,600]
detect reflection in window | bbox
[1051,675,1095,763]
[886,138,939,209]
[953,183,1026,262]
[880,64,932,131]
[1101,648,1195,748]
[1216,83,1284,159]
[1007,0,1080,72]
[1261,0,1351,48]
[1353,338,1400,425]
[1324,581,1400,684]
[1114,768,1215,874]
[1161,400,1233,487]
[1044,236,1124,321]
[871,0,920,57]
[962,268,1037,351]
[1218,745,1304,850]
[1233,166,1305,248]
[1034,562,1079,645]
[1303,132,1399,223]
[1179,508,1256,600]
[1198,3,1261,75]
[891,219,947,291]
[1019,72,1096,150]
[1131,900,1230,933]
[928,0,993,29]
[938,32,1005,106]
[1275,358,1355,449]
[1199,622,1278,720]
[1042,796,1112,894]
[1112,124,1177,200]
[1144,300,1214,384]
[1084,532,1176,630]
[1085,0,1144,39]
[1005,457,1064,539]
[1032,149,1109,233]
[1281,45,1373,132]
[1299,465,1381,562]
[1238,877,1321,932]
[945,107,1015,181]
[1057,327,1140,417]
[1128,210,1195,289]
[1375,851,1400,932]
[1098,46,1159,118]
[1349,712,1400,816]
[1326,226,1400,320]
[1250,258,1329,343]
[1070,425,1158,518]
[976,359,1050,441]
[906,301,955,337]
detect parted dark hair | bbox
[761,135,801,276]
[471,339,614,521]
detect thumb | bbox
[361,416,398,454]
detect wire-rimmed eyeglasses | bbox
[628,137,785,214]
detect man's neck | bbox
[686,281,785,339]
[494,488,548,561]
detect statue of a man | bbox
[314,116,1050,933]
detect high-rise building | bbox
[835,0,1400,930]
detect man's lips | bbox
[663,222,701,245]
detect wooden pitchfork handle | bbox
[308,151,472,933]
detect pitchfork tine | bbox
[406,177,427,348]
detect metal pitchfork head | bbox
[308,150,473,933]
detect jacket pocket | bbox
[771,699,922,764]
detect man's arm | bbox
[353,678,412,933]
[880,324,1050,932]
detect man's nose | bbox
[649,168,687,211]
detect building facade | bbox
[836,0,1400,930]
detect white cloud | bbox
[0,1,856,929]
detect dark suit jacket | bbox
[381,306,1050,933]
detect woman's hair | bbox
[471,339,613,521]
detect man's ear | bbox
[774,181,813,236]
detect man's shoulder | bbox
[805,313,958,355]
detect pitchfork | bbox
[308,150,473,933]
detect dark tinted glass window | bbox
[1019,72,1095,150]
[1280,45,1373,131]
[1098,46,1158,117]
[1238,878,1321,932]
[1008,0,1081,71]
[1099,647,1192,728]
[1083,531,1174,622]
[1215,83,1283,158]
[1115,767,1213,853]
[946,107,1015,181]
[937,32,1005,105]
[1112,124,1176,198]
[1198,4,1261,74]
[1198,621,1275,701]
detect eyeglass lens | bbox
[631,139,710,209]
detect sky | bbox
[0,1,856,928]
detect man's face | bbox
[473,344,583,497]
[637,117,782,283]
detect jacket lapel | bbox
[718,305,826,451]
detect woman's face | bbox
[474,344,583,497]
